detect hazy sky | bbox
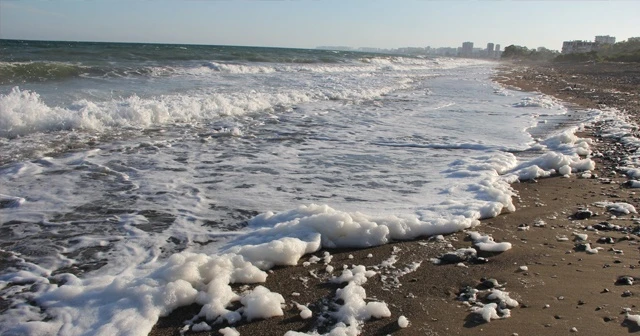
[1,1,638,51]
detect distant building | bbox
[562,40,595,54]
[595,35,616,45]
[484,43,493,58]
[486,43,494,53]
[562,35,617,54]
[428,47,458,56]
[460,42,474,57]
[358,47,383,53]
[628,37,640,42]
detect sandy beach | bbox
[148,61,640,336]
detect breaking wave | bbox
[0,79,409,138]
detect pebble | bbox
[481,278,500,289]
[574,210,593,220]
[617,276,634,285]
[597,237,615,244]
[622,290,633,297]
[570,327,578,332]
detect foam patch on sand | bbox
[468,231,512,252]
[593,108,640,179]
[593,201,637,215]
[284,264,391,335]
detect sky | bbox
[1,1,639,51]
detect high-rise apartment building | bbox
[460,42,474,57]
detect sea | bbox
[0,40,597,335]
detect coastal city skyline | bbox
[1,1,639,52]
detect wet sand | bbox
[151,62,640,336]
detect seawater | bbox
[0,40,594,335]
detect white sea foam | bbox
[0,78,415,138]
[206,62,277,74]
[467,232,512,252]
[0,61,610,335]
[593,201,637,215]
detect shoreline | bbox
[150,61,640,335]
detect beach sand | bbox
[151,62,640,336]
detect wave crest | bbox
[0,62,87,84]
[205,62,276,74]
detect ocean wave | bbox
[373,141,517,152]
[0,62,89,84]
[0,82,407,138]
[0,61,183,84]
[1,40,359,65]
[0,87,303,137]
[0,56,478,85]
[359,56,481,71]
[204,62,277,74]
[512,95,564,109]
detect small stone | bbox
[617,276,634,286]
[597,237,616,244]
[554,315,562,319]
[603,317,613,322]
[574,210,593,220]
[570,327,578,332]
[481,278,500,289]
[557,296,565,300]
[544,304,550,309]
[602,288,610,293]
[578,300,585,305]
[622,290,633,297]
[475,257,489,264]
